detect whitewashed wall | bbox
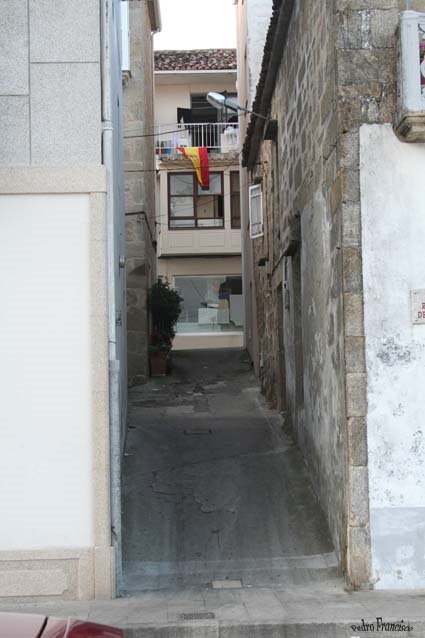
[361,124,425,588]
[246,0,273,107]
[0,194,92,549]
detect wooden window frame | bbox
[168,172,224,230]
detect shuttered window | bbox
[249,184,263,238]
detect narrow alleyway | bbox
[122,349,342,592]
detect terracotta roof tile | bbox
[155,49,237,71]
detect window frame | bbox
[249,183,264,239]
[168,172,225,230]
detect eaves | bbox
[242,0,295,171]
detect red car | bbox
[0,613,123,637]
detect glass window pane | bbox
[197,173,221,195]
[174,276,243,334]
[231,172,241,228]
[197,218,224,227]
[170,174,193,195]
[231,171,240,193]
[170,196,194,217]
[196,195,223,219]
[170,218,195,228]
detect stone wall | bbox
[335,0,400,586]
[0,0,101,166]
[124,2,157,385]
[247,0,402,586]
[251,0,350,574]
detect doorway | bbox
[276,283,287,413]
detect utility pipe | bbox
[100,0,123,596]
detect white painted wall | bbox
[361,124,425,588]
[0,194,93,549]
[246,0,273,107]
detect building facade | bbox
[155,50,243,350]
[123,0,161,386]
[239,0,425,589]
[0,0,129,601]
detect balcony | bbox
[155,122,239,157]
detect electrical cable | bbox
[124,114,246,139]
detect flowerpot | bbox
[149,350,169,376]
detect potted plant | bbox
[148,331,172,376]
[147,278,182,376]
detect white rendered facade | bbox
[0,0,128,601]
[155,67,243,350]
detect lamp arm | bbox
[236,106,268,121]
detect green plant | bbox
[147,278,183,343]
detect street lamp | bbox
[206,92,268,120]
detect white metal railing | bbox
[155,123,239,155]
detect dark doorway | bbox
[277,283,287,413]
[283,251,304,444]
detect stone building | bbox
[239,0,425,589]
[123,0,161,386]
[0,0,128,601]
[236,0,273,374]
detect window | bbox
[169,173,224,229]
[249,184,263,238]
[230,171,241,229]
[190,93,239,124]
[174,276,244,334]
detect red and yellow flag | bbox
[177,146,210,190]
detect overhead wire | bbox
[124,111,246,139]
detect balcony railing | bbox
[155,123,239,156]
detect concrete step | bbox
[122,554,342,592]
[3,588,425,638]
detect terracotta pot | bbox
[149,350,168,376]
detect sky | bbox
[154,0,237,51]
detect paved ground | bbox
[2,586,425,636]
[122,348,342,592]
[3,350,425,635]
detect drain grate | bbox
[184,429,212,435]
[211,579,243,589]
[180,612,215,621]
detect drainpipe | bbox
[100,0,123,595]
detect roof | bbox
[155,49,237,72]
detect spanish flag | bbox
[177,146,210,190]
